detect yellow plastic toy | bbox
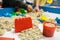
[39,0,53,6]
[16,12,21,14]
[39,0,46,6]
[40,14,49,21]
[47,0,53,4]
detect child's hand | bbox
[34,6,39,12]
[27,5,33,12]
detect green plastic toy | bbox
[19,9,27,14]
[11,9,27,16]
[12,12,16,16]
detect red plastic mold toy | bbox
[15,17,32,32]
[0,37,14,40]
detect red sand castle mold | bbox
[0,37,14,40]
[43,22,56,37]
[15,17,32,32]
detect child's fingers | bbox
[27,5,33,12]
[33,8,39,13]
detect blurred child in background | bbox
[2,0,40,12]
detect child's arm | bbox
[35,0,40,7]
[34,0,40,12]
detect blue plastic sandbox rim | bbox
[0,8,15,17]
[40,6,60,14]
